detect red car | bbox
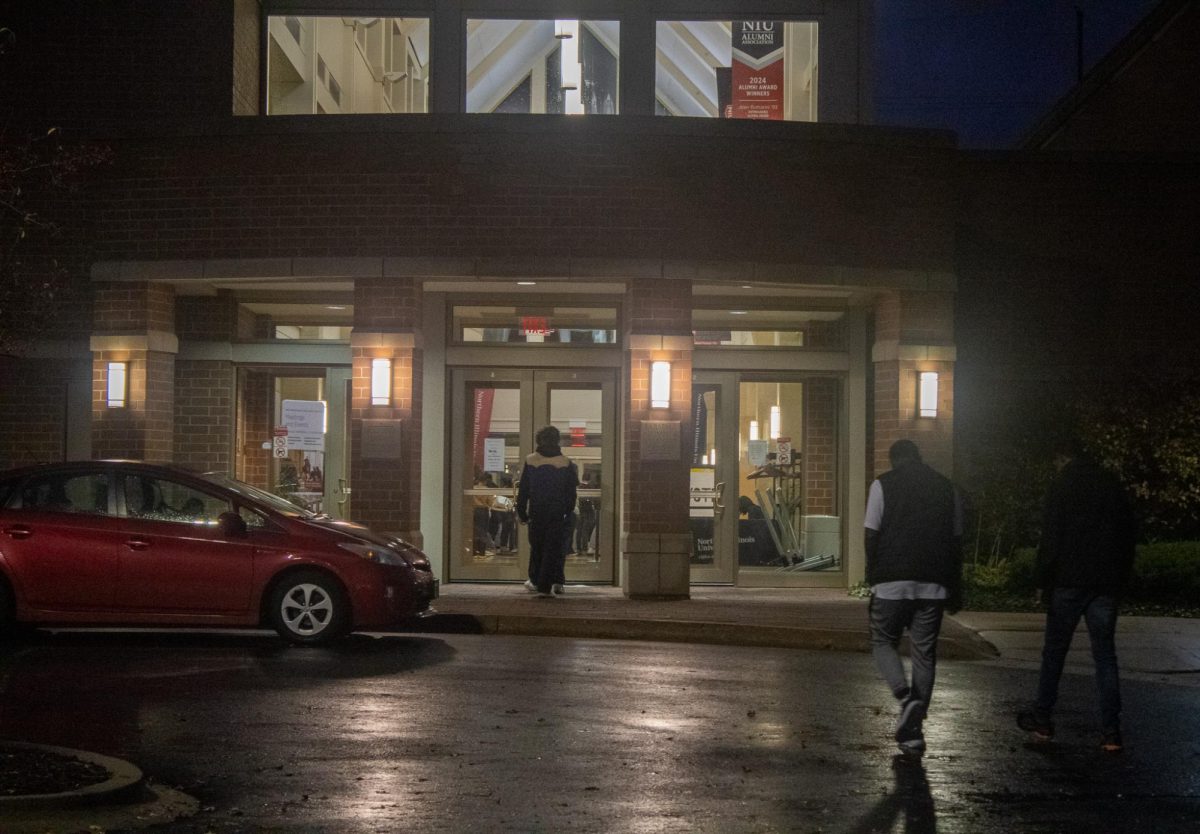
[0,461,437,645]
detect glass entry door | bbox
[692,371,844,585]
[449,368,616,583]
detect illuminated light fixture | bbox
[710,447,717,466]
[919,371,939,418]
[770,405,781,440]
[730,310,748,315]
[517,281,537,286]
[371,358,392,406]
[106,361,127,408]
[749,419,759,441]
[554,20,575,39]
[325,305,346,310]
[650,360,671,409]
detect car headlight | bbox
[338,542,407,566]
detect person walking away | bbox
[1017,438,1136,753]
[517,426,579,597]
[865,439,963,758]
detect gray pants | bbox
[869,596,945,706]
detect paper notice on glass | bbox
[483,437,505,472]
[281,400,326,451]
[748,439,769,466]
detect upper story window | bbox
[454,305,618,345]
[267,16,429,114]
[466,20,619,114]
[655,21,817,121]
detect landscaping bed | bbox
[0,744,110,798]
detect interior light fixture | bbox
[919,371,939,418]
[730,310,747,315]
[517,281,537,286]
[371,358,392,406]
[770,405,781,440]
[709,447,717,466]
[650,360,671,409]
[749,419,759,441]
[106,361,127,408]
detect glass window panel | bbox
[463,384,521,566]
[267,16,430,114]
[453,306,618,345]
[466,20,619,114]
[123,475,232,525]
[550,386,603,565]
[21,472,110,516]
[692,310,844,348]
[738,379,841,573]
[655,21,817,121]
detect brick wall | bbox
[0,358,74,469]
[174,360,235,473]
[231,0,260,116]
[235,369,272,488]
[804,377,839,515]
[624,279,693,536]
[91,351,174,461]
[176,293,241,341]
[93,283,174,334]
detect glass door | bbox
[449,368,616,583]
[690,372,738,583]
[692,371,845,585]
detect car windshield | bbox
[199,472,317,517]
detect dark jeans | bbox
[528,514,567,592]
[869,597,945,709]
[1035,588,1121,734]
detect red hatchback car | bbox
[0,461,437,644]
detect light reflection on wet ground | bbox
[1,629,1197,833]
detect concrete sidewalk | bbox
[406,583,1200,679]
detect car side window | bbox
[238,505,269,530]
[20,472,110,516]
[123,475,231,525]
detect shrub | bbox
[1128,541,1200,603]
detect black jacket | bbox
[516,446,578,523]
[866,461,962,589]
[1036,458,1136,594]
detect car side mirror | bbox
[217,511,248,538]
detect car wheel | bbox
[268,570,350,645]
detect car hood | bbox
[297,516,418,553]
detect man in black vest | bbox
[865,439,963,757]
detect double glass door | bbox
[691,371,845,585]
[449,368,616,583]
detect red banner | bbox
[731,20,784,121]
[471,388,496,469]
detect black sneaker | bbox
[895,697,925,743]
[1017,710,1055,742]
[1100,731,1123,753]
[897,733,926,758]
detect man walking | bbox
[1017,438,1136,753]
[517,425,579,598]
[865,439,963,757]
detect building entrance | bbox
[448,368,616,584]
[691,371,844,586]
[234,367,351,519]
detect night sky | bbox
[874,0,1160,148]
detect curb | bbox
[406,614,1000,661]
[0,742,144,810]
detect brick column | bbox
[173,292,240,474]
[350,278,423,545]
[622,278,692,599]
[872,291,956,477]
[90,282,177,462]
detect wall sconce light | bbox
[769,405,781,440]
[749,419,759,441]
[371,358,392,406]
[650,360,671,409]
[106,361,127,408]
[919,371,939,418]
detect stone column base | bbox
[621,532,691,600]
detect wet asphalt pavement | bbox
[1,629,1198,833]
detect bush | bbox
[961,542,1200,610]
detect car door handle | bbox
[125,538,150,551]
[4,526,32,540]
